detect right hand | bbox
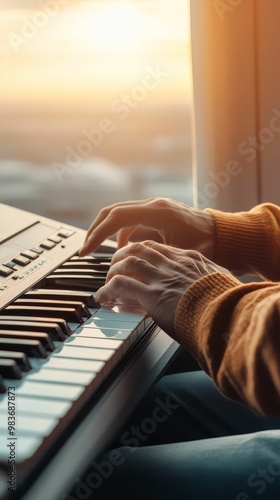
[79,197,215,258]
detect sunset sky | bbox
[0,0,191,105]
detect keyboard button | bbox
[48,236,62,244]
[57,229,75,238]
[0,265,14,277]
[40,240,56,250]
[20,250,39,260]
[12,255,31,266]
[31,246,44,254]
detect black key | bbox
[70,256,111,263]
[0,359,22,379]
[44,274,105,291]
[0,351,31,371]
[0,375,5,393]
[25,290,99,309]
[0,318,68,340]
[53,269,107,279]
[15,298,91,319]
[3,305,83,324]
[61,262,110,272]
[0,338,47,358]
[0,330,55,352]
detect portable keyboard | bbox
[0,203,179,500]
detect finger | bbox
[117,226,138,248]
[106,254,167,285]
[109,241,171,269]
[95,275,149,305]
[84,198,157,244]
[79,204,163,256]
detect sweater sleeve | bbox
[175,273,280,416]
[206,202,280,280]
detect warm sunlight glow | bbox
[86,3,149,53]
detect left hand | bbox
[95,241,232,340]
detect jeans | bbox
[69,371,280,500]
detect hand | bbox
[95,241,232,340]
[79,197,215,259]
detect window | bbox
[0,0,192,228]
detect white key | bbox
[74,326,132,341]
[25,368,96,386]
[0,433,43,461]
[0,396,71,418]
[0,414,57,436]
[53,345,116,363]
[40,357,105,373]
[8,380,84,400]
[64,336,123,350]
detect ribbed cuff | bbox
[205,208,271,275]
[174,272,240,358]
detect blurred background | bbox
[0,0,193,229]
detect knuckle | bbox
[184,249,202,260]
[111,274,126,292]
[124,255,139,269]
[128,242,144,254]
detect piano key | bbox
[0,433,43,461]
[8,379,85,400]
[26,368,96,386]
[53,269,108,280]
[0,351,31,371]
[39,356,105,373]
[0,396,72,418]
[64,336,123,351]
[53,344,117,363]
[70,255,111,263]
[0,317,70,338]
[0,375,5,393]
[0,330,55,352]
[25,289,99,309]
[61,262,110,272]
[0,338,47,358]
[2,305,84,324]
[15,298,91,319]
[0,359,22,379]
[44,274,105,291]
[0,413,58,436]
[74,326,133,341]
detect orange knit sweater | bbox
[174,203,280,417]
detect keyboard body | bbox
[0,203,179,500]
